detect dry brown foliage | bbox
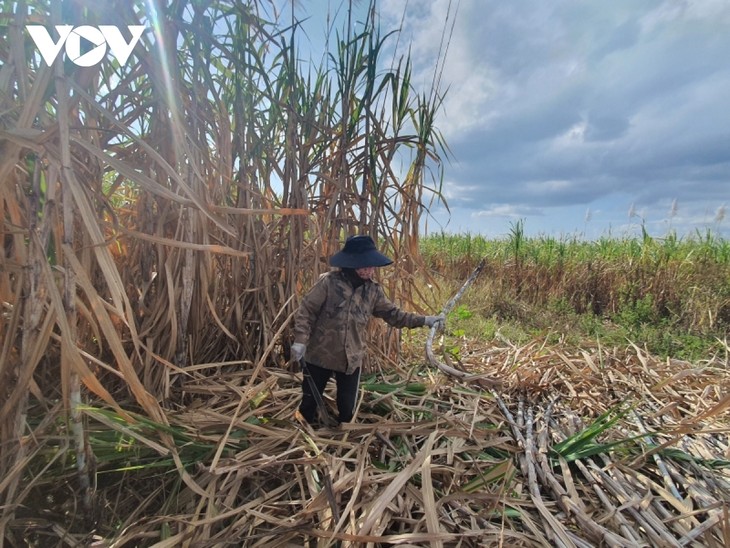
[9,337,727,546]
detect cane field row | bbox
[419,225,730,362]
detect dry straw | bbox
[17,339,722,546]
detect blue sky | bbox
[287,1,729,239]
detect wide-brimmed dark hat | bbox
[329,235,393,268]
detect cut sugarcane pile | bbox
[92,338,729,547]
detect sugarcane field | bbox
[1,1,729,547]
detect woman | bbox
[291,235,443,425]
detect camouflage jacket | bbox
[293,270,426,374]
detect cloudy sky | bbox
[297,0,729,239]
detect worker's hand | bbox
[291,342,306,362]
[424,314,445,328]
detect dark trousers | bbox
[299,362,361,424]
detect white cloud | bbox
[380,0,498,134]
[384,0,730,237]
[474,204,543,219]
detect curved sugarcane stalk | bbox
[425,258,488,379]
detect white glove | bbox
[424,314,445,328]
[291,342,306,361]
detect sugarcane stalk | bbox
[529,405,631,547]
[676,509,725,545]
[425,258,486,379]
[572,458,643,544]
[589,457,681,546]
[523,403,574,548]
[1,160,44,539]
[632,410,684,502]
[56,22,94,521]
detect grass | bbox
[420,229,730,362]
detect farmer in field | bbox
[291,235,444,426]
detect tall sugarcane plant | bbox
[0,0,447,533]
